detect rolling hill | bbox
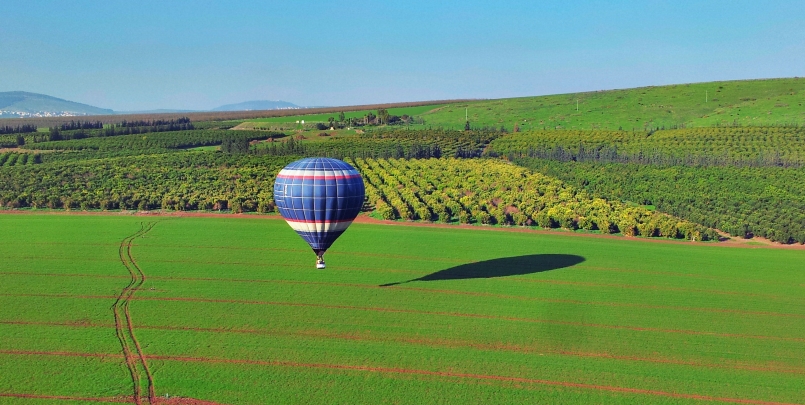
[419,78,805,130]
[0,91,113,117]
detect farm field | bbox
[2,214,804,404]
[418,78,805,130]
[246,105,443,124]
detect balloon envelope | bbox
[273,158,365,255]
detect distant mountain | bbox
[0,91,114,118]
[212,100,300,111]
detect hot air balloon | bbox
[274,157,365,269]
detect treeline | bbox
[349,157,716,241]
[516,158,805,244]
[253,137,446,159]
[0,152,295,212]
[120,117,191,127]
[252,128,502,159]
[0,124,36,135]
[57,120,104,131]
[24,129,283,162]
[504,145,804,167]
[487,127,805,167]
[45,118,195,142]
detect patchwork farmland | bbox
[1,214,804,404]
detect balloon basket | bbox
[316,262,326,269]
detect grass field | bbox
[248,105,444,124]
[1,214,805,404]
[419,78,805,130]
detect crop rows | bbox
[0,152,40,167]
[22,130,282,162]
[0,152,293,211]
[520,157,805,244]
[348,157,716,240]
[256,129,502,160]
[488,127,805,166]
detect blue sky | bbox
[2,0,804,111]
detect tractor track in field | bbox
[4,325,805,375]
[2,349,803,404]
[3,293,805,343]
[134,355,805,405]
[112,221,158,405]
[0,391,225,405]
[6,272,803,319]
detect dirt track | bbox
[112,222,158,405]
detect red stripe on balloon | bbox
[276,174,362,180]
[284,219,355,224]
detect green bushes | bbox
[346,157,715,241]
[0,152,295,213]
[23,129,283,162]
[488,127,805,167]
[518,158,805,244]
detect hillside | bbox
[420,78,805,130]
[0,91,113,117]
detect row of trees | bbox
[24,129,282,162]
[0,153,41,167]
[0,152,294,212]
[518,158,805,244]
[251,129,501,159]
[348,157,717,241]
[0,134,26,148]
[0,124,36,135]
[45,120,195,142]
[120,117,191,127]
[487,127,805,167]
[56,120,104,131]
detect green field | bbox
[2,214,804,404]
[419,78,805,130]
[249,105,444,124]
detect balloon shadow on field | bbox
[379,254,585,287]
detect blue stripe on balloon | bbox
[274,158,365,252]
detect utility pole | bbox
[465,108,468,121]
[576,99,579,111]
[706,90,708,103]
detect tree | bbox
[465,121,470,131]
[377,109,389,125]
[338,112,346,123]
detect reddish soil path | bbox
[2,209,803,250]
[145,355,803,405]
[1,349,799,404]
[111,222,158,405]
[4,319,804,376]
[4,292,804,343]
[5,271,803,320]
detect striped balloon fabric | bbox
[273,158,365,257]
